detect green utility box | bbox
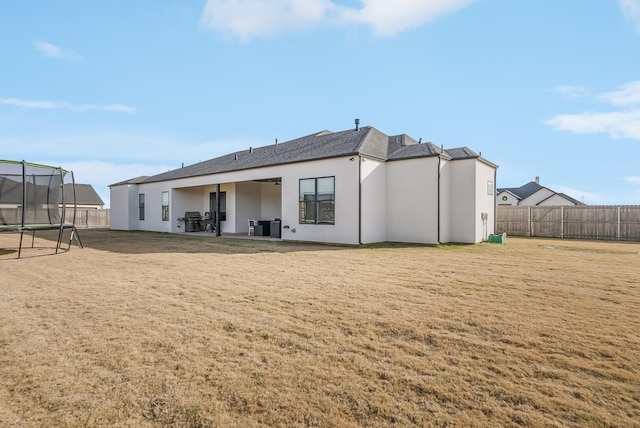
[488,233,506,244]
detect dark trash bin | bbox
[257,221,270,236]
[270,219,281,238]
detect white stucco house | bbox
[497,177,583,206]
[109,124,498,244]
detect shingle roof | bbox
[63,184,105,206]
[497,182,584,205]
[557,193,582,205]
[116,126,487,186]
[497,181,543,200]
[0,182,104,206]
[109,176,150,187]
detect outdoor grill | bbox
[183,211,203,232]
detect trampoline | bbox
[0,160,83,258]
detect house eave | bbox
[140,152,361,185]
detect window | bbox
[161,191,169,221]
[139,194,145,220]
[299,177,334,224]
[487,181,494,195]
[209,192,226,221]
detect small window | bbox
[299,176,334,224]
[487,181,494,195]
[139,194,145,220]
[161,191,169,221]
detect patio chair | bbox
[204,212,216,233]
[248,219,257,236]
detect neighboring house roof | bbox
[538,192,582,205]
[63,184,105,206]
[0,182,104,206]
[114,126,494,186]
[557,193,582,205]
[497,181,544,200]
[497,181,584,206]
[497,189,521,200]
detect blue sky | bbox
[2,0,640,207]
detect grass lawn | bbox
[1,229,639,426]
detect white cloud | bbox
[200,0,478,39]
[201,0,335,40]
[0,97,136,114]
[621,0,640,31]
[25,133,266,208]
[0,129,265,167]
[547,81,640,141]
[553,85,590,100]
[340,0,476,36]
[51,160,177,209]
[625,176,640,184]
[545,110,640,140]
[598,81,640,106]
[551,185,602,205]
[34,41,78,61]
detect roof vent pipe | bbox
[355,118,360,131]
[418,138,422,144]
[234,153,238,160]
[249,147,253,153]
[535,176,540,184]
[275,138,278,145]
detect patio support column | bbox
[215,183,221,236]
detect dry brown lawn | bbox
[0,229,639,427]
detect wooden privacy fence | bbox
[65,209,110,228]
[497,206,640,241]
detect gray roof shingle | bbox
[64,184,105,206]
[117,126,486,185]
[497,181,543,200]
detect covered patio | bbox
[171,177,283,237]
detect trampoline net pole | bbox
[17,161,26,258]
[56,167,66,253]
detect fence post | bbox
[528,206,532,237]
[561,206,564,239]
[617,206,621,241]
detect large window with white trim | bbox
[299,176,334,224]
[161,191,169,221]
[139,194,145,220]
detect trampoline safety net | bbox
[0,159,83,258]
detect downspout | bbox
[493,166,497,236]
[437,154,441,244]
[358,155,362,245]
